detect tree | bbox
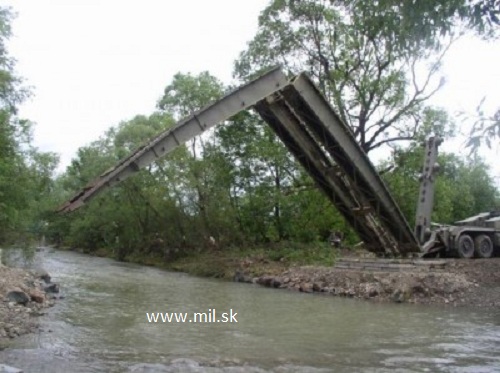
[235,0,453,153]
[58,113,180,252]
[382,109,498,228]
[157,72,229,242]
[0,6,53,243]
[338,0,499,155]
[329,0,498,52]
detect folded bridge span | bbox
[59,67,420,256]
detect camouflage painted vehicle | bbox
[426,212,500,258]
[414,137,499,258]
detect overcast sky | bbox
[1,0,499,182]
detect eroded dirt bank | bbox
[0,264,59,345]
[236,258,500,308]
[79,246,500,309]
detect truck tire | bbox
[474,234,493,258]
[457,234,474,258]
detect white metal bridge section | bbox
[59,67,420,256]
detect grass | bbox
[66,241,338,280]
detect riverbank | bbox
[0,264,59,346]
[82,245,500,309]
[250,260,500,308]
[168,251,500,308]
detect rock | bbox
[34,269,51,284]
[391,285,411,303]
[272,279,281,288]
[300,283,313,293]
[23,279,35,288]
[52,294,65,300]
[6,290,30,306]
[44,283,60,294]
[312,283,321,292]
[29,290,45,303]
[233,270,251,283]
[367,286,379,298]
[256,276,274,287]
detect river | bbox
[1,249,499,372]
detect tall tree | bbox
[235,0,454,153]
[157,72,227,242]
[0,6,43,243]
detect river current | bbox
[1,249,499,372]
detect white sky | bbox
[1,0,499,183]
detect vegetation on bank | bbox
[1,2,499,265]
[71,242,338,280]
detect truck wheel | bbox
[457,234,474,258]
[474,234,493,258]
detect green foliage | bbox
[158,71,224,119]
[0,7,59,244]
[465,102,500,153]
[382,142,499,227]
[57,71,498,264]
[15,1,498,268]
[56,71,351,256]
[332,0,498,51]
[234,0,455,153]
[265,241,336,266]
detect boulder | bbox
[34,269,51,284]
[6,290,30,306]
[346,289,356,297]
[233,270,250,283]
[367,286,379,298]
[256,276,274,287]
[299,283,314,293]
[411,282,428,296]
[44,283,60,294]
[29,290,45,303]
[391,285,411,303]
[272,279,282,288]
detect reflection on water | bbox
[1,249,499,372]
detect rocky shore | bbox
[0,264,60,345]
[235,258,500,308]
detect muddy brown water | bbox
[1,249,499,372]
